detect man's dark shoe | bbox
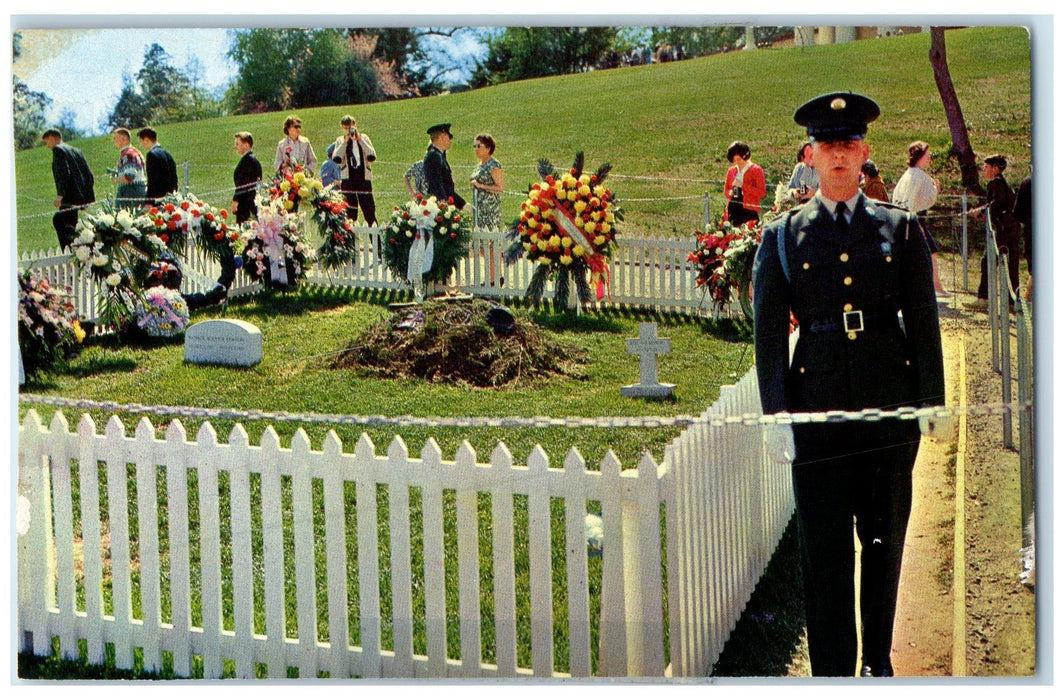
[860,661,894,677]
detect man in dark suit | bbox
[423,123,466,210]
[753,92,948,678]
[137,127,179,203]
[232,131,262,225]
[41,128,95,250]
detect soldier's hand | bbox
[919,409,956,439]
[762,422,796,465]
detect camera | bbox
[730,185,744,201]
[349,127,358,136]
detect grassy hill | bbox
[14,26,1031,253]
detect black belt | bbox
[801,309,900,334]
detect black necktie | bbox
[346,138,355,168]
[835,201,850,234]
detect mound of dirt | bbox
[330,297,588,387]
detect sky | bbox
[14,25,489,136]
[17,28,236,134]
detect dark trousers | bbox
[792,424,921,676]
[53,208,80,250]
[976,224,1021,298]
[727,201,759,228]
[342,178,376,226]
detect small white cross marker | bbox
[621,322,676,398]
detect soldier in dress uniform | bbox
[423,123,466,210]
[752,92,949,677]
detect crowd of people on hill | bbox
[42,113,510,250]
[715,135,1032,303]
[40,114,1031,305]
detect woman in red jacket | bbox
[723,140,767,228]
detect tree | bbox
[345,27,479,96]
[227,28,383,112]
[12,78,51,150]
[469,27,620,87]
[107,43,224,128]
[12,31,52,150]
[929,27,982,193]
[55,107,87,141]
[291,30,381,108]
[227,29,310,112]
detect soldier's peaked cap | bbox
[794,92,880,141]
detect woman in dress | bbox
[469,133,504,230]
[722,141,766,228]
[892,141,948,297]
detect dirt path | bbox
[893,296,1036,677]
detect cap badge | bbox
[831,97,847,110]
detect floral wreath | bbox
[689,189,795,319]
[381,194,472,285]
[689,221,761,316]
[146,192,239,266]
[268,163,316,212]
[69,201,171,328]
[134,285,191,338]
[236,202,312,291]
[18,268,86,377]
[504,153,621,310]
[308,185,360,270]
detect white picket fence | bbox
[17,365,790,679]
[17,226,723,320]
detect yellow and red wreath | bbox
[506,154,621,308]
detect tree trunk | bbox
[929,27,983,194]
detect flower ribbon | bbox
[259,214,289,285]
[543,190,610,299]
[407,225,435,283]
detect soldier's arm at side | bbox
[753,222,793,415]
[898,212,946,406]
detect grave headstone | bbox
[184,319,263,367]
[620,322,675,398]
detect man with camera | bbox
[331,115,377,226]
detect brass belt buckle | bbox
[843,310,865,333]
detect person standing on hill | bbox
[138,127,179,203]
[965,154,1020,310]
[232,131,262,225]
[331,115,377,225]
[753,91,947,678]
[469,132,504,230]
[423,123,466,209]
[722,140,766,227]
[108,127,147,211]
[890,141,948,298]
[41,128,95,250]
[273,115,317,176]
[787,141,819,204]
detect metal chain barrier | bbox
[17,392,1028,430]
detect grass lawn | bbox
[14,26,1031,253]
[21,286,751,464]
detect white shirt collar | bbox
[816,190,862,222]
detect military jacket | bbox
[753,194,945,421]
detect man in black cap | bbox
[423,123,466,209]
[753,92,948,677]
[41,128,95,250]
